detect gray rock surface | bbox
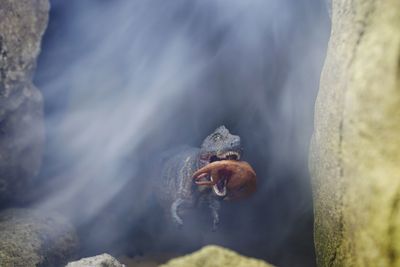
[0,0,49,201]
[310,0,400,266]
[66,253,126,267]
[0,208,79,267]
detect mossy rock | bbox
[310,0,400,266]
[159,245,274,267]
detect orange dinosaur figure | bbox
[192,160,256,200]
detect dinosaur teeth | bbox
[213,182,227,197]
[218,151,240,160]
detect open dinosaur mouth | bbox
[210,151,240,162]
[195,150,240,197]
[198,175,227,196]
[213,176,227,196]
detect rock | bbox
[0,208,79,267]
[310,0,400,266]
[66,254,125,267]
[0,0,49,201]
[159,245,275,267]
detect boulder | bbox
[159,245,274,267]
[310,0,400,266]
[0,208,79,267]
[0,0,49,201]
[66,253,125,267]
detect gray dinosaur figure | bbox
[158,125,242,230]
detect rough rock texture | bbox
[0,208,79,267]
[0,0,49,201]
[310,0,400,266]
[66,254,125,267]
[159,245,274,267]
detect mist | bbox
[33,0,330,266]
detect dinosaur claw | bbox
[212,224,218,232]
[212,218,219,232]
[172,215,184,229]
[175,221,183,229]
[193,170,214,185]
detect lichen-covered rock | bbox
[0,208,79,267]
[159,245,274,267]
[310,0,400,266]
[0,0,49,201]
[66,254,126,267]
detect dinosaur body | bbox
[158,126,243,230]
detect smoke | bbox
[33,0,330,266]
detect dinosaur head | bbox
[198,126,243,196]
[199,126,242,164]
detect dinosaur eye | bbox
[212,133,222,141]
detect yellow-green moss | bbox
[159,245,274,267]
